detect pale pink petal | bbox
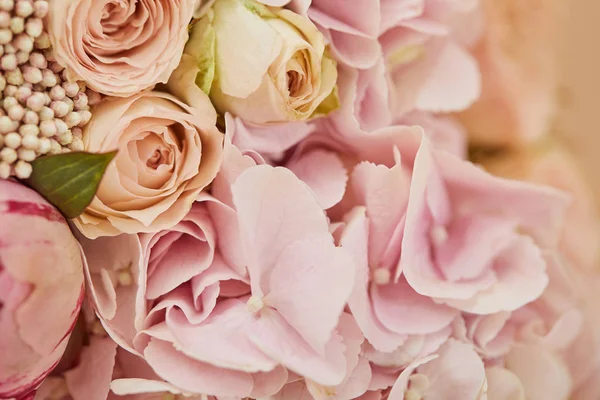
[351,157,410,268]
[309,0,380,37]
[340,208,405,352]
[228,114,314,157]
[231,165,330,295]
[309,313,371,400]
[388,355,437,400]
[110,378,187,396]
[247,308,347,386]
[380,0,425,33]
[211,134,258,208]
[286,149,348,210]
[250,366,289,398]
[166,299,277,372]
[389,340,486,399]
[444,237,549,314]
[371,279,457,335]
[143,338,253,397]
[64,337,117,400]
[414,41,481,112]
[266,236,354,354]
[270,381,314,400]
[399,111,467,158]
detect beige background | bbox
[556,1,600,204]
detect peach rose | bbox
[74,91,223,239]
[174,0,338,124]
[47,0,198,97]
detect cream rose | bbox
[74,91,223,239]
[174,0,338,124]
[47,0,198,97]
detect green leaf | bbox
[242,0,276,18]
[26,151,117,219]
[193,20,216,95]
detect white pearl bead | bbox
[37,136,50,153]
[39,119,55,137]
[10,17,24,34]
[22,110,37,124]
[0,0,14,12]
[49,138,61,154]
[2,95,17,108]
[23,66,42,84]
[15,0,33,18]
[19,123,38,136]
[15,50,28,65]
[0,11,10,28]
[57,129,72,145]
[14,34,33,53]
[54,118,67,135]
[38,106,53,121]
[65,111,81,128]
[0,52,16,70]
[14,160,32,178]
[51,100,69,117]
[0,161,10,179]
[5,68,22,85]
[0,115,13,133]
[33,1,47,18]
[21,133,39,150]
[79,110,92,125]
[40,69,56,87]
[34,31,50,49]
[3,84,16,96]
[4,131,20,148]
[62,81,79,98]
[49,85,65,100]
[0,146,16,163]
[26,92,44,111]
[25,18,42,38]
[18,148,36,161]
[7,104,24,121]
[70,136,84,151]
[14,85,31,103]
[0,27,11,44]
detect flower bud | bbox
[0,180,85,399]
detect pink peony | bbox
[47,0,198,97]
[0,180,85,400]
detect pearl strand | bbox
[0,0,100,179]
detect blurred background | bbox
[556,1,600,203]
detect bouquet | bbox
[1,0,599,399]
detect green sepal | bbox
[26,151,117,219]
[242,0,277,18]
[190,12,217,95]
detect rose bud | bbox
[172,0,338,125]
[0,179,85,399]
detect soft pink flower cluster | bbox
[0,0,598,400]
